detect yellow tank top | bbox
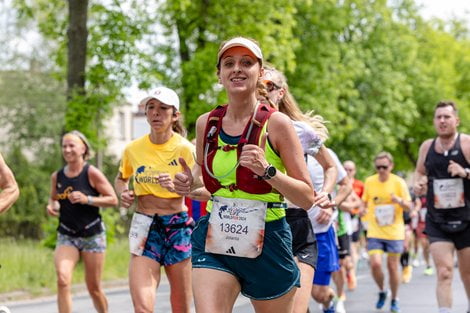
[119,133,195,198]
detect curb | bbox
[0,279,129,305]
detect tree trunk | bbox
[66,0,88,99]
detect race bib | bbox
[206,196,267,258]
[351,217,360,232]
[374,204,395,226]
[433,178,465,209]
[129,212,153,256]
[419,207,427,222]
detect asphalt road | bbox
[2,260,467,313]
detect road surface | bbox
[2,260,467,312]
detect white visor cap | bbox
[145,86,180,111]
[217,37,263,67]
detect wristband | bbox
[87,195,93,205]
[465,168,470,179]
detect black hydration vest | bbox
[425,134,470,223]
[56,164,102,237]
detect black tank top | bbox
[56,164,102,237]
[425,134,470,222]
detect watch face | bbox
[267,166,276,177]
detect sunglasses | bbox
[375,165,389,170]
[264,80,282,92]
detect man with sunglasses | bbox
[414,101,470,313]
[362,152,411,313]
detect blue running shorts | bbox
[191,214,300,300]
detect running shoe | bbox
[376,290,388,309]
[412,258,420,267]
[0,306,11,313]
[390,299,400,313]
[323,299,336,313]
[424,266,434,276]
[401,265,413,283]
[335,298,346,313]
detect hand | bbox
[316,207,333,224]
[158,173,175,193]
[314,191,333,209]
[46,202,60,217]
[120,190,135,208]
[448,160,466,178]
[391,193,402,205]
[239,133,269,176]
[413,175,427,196]
[173,157,193,196]
[68,191,86,204]
[359,207,367,218]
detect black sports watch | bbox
[261,164,277,180]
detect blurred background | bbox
[0,0,468,296]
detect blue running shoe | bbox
[390,299,400,313]
[323,300,336,313]
[376,290,388,309]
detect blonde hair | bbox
[257,80,278,109]
[263,65,329,142]
[375,151,394,163]
[62,130,92,160]
[172,108,187,137]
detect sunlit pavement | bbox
[3,259,467,313]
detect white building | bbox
[104,101,149,159]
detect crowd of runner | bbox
[0,37,469,313]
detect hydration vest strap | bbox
[202,102,276,194]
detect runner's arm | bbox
[87,165,118,207]
[0,153,19,214]
[414,139,432,196]
[335,175,353,208]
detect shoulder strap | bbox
[201,105,228,194]
[203,105,227,148]
[238,101,275,152]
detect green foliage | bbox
[0,70,66,154]
[7,0,470,229]
[0,147,58,238]
[0,238,129,295]
[148,0,305,134]
[287,0,469,175]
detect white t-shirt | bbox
[307,149,347,234]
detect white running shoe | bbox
[336,299,346,313]
[0,306,11,313]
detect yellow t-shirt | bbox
[362,173,411,240]
[119,133,195,198]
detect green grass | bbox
[0,237,129,297]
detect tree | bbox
[147,0,305,136]
[14,0,152,150]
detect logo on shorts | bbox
[226,246,236,254]
[300,254,309,259]
[196,257,206,262]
